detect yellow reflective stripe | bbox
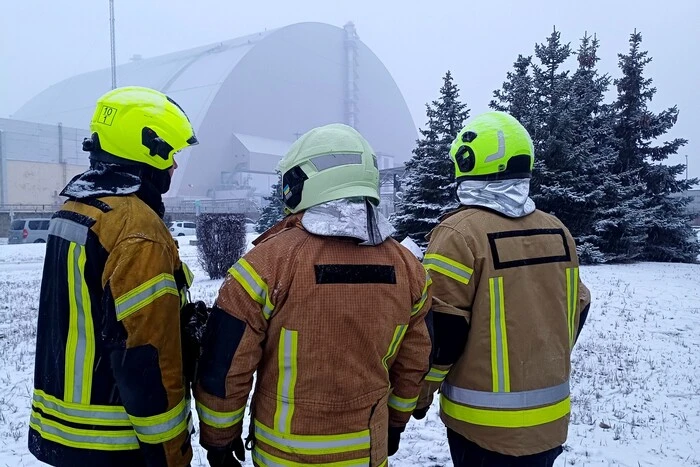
[412,270,432,315]
[441,394,571,428]
[182,262,195,287]
[229,258,275,319]
[254,420,370,455]
[490,277,510,393]
[274,328,298,434]
[566,268,579,348]
[78,245,95,405]
[30,412,139,451]
[32,390,131,427]
[425,366,450,383]
[253,444,370,467]
[114,273,178,321]
[388,393,418,412]
[424,253,473,285]
[382,324,408,371]
[65,242,79,403]
[196,401,244,429]
[127,398,190,443]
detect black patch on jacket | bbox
[198,306,247,399]
[433,312,469,366]
[314,265,397,284]
[109,344,168,417]
[487,228,571,270]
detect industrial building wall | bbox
[0,118,89,206]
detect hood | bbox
[301,199,395,246]
[456,179,536,218]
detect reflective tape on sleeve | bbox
[196,401,244,429]
[114,273,178,321]
[424,254,473,285]
[127,397,190,444]
[388,393,418,413]
[229,258,275,319]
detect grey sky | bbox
[1,0,698,178]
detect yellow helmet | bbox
[450,111,534,181]
[85,86,198,170]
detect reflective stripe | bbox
[182,262,195,287]
[489,277,510,393]
[388,393,418,412]
[441,394,571,428]
[381,324,407,371]
[442,380,570,409]
[425,366,450,383]
[49,217,88,245]
[128,397,190,443]
[32,390,130,426]
[424,254,473,285]
[64,243,95,404]
[310,153,363,171]
[30,413,139,451]
[229,259,275,319]
[196,401,244,429]
[566,268,579,348]
[274,328,298,433]
[254,420,370,455]
[114,273,178,321]
[483,130,506,163]
[253,445,371,467]
[412,269,432,315]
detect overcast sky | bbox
[1,0,698,178]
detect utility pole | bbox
[109,0,117,89]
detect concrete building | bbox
[2,22,417,211]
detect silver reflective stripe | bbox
[253,446,369,467]
[232,262,273,319]
[442,380,570,409]
[483,130,506,163]
[33,392,129,422]
[115,276,177,318]
[493,278,506,393]
[277,329,295,433]
[131,403,189,438]
[71,243,93,403]
[388,394,418,411]
[310,153,363,171]
[196,402,244,427]
[423,257,472,283]
[30,414,139,448]
[254,424,370,451]
[49,218,89,245]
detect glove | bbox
[180,300,210,383]
[204,438,245,467]
[412,405,430,420]
[388,426,404,457]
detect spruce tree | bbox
[490,54,536,133]
[256,173,285,233]
[612,31,698,262]
[392,71,469,247]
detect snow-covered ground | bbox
[1,237,699,466]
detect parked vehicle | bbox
[169,220,197,236]
[8,218,50,244]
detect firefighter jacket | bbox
[418,207,591,456]
[29,193,195,467]
[194,213,433,467]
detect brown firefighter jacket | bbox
[418,207,591,456]
[195,214,432,466]
[29,195,194,467]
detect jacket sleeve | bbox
[387,265,433,427]
[417,225,477,411]
[105,237,192,466]
[194,253,273,449]
[575,280,591,345]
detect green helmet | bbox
[278,123,380,213]
[450,111,534,182]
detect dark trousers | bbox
[447,428,563,467]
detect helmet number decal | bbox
[98,105,117,126]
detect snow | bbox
[1,240,699,466]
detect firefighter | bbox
[194,123,433,467]
[414,111,591,467]
[29,86,199,467]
